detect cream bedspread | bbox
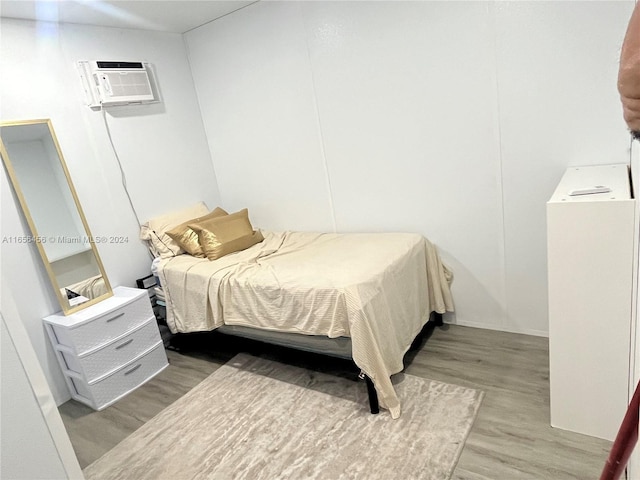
[158,230,453,418]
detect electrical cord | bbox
[100,104,143,229]
[151,229,178,257]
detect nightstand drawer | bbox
[70,342,168,411]
[60,318,163,382]
[50,293,153,354]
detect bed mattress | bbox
[217,324,352,359]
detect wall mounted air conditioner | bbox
[78,60,157,107]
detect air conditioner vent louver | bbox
[99,71,153,98]
[96,61,144,69]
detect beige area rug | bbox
[84,353,483,480]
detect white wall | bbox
[1,250,82,479]
[0,18,220,403]
[1,287,84,479]
[185,0,634,336]
[1,316,75,479]
[495,1,634,334]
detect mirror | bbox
[0,119,112,314]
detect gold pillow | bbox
[189,208,264,261]
[166,207,228,257]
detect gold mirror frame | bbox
[1,119,112,314]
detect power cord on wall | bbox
[100,104,143,229]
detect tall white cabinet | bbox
[547,164,636,441]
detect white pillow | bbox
[140,202,209,258]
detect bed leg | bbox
[432,312,443,327]
[364,375,380,414]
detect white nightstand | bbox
[44,286,169,411]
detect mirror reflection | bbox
[0,119,112,313]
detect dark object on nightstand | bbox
[136,274,157,289]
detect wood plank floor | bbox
[59,324,613,479]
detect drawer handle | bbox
[124,364,142,376]
[115,339,134,350]
[105,312,125,323]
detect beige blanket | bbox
[158,231,453,418]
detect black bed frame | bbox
[162,308,444,416]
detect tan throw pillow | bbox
[139,202,210,258]
[189,208,264,261]
[166,207,228,257]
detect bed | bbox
[141,203,454,418]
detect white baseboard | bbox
[444,318,549,338]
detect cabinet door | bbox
[59,319,163,381]
[52,294,153,353]
[69,343,168,410]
